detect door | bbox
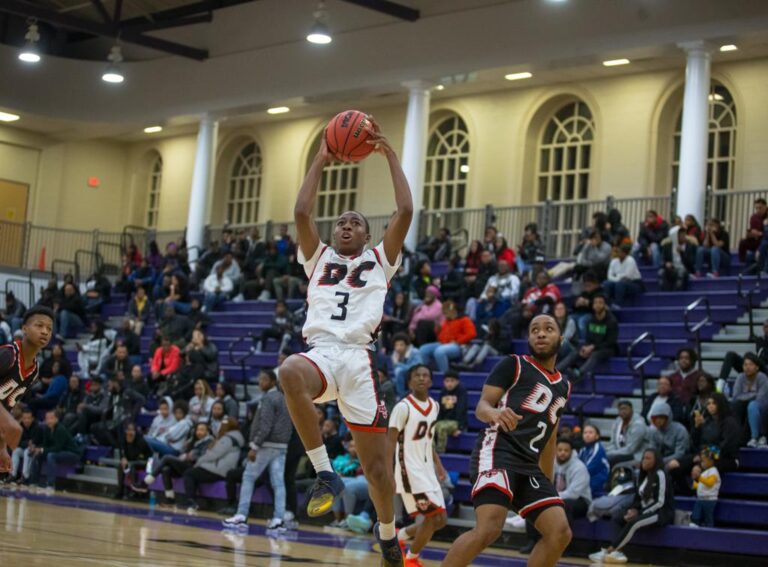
[0,180,29,268]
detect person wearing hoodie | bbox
[390,333,423,398]
[145,400,193,457]
[182,417,244,512]
[579,424,610,498]
[606,208,631,248]
[418,300,477,373]
[658,226,697,291]
[71,376,109,435]
[521,438,592,555]
[647,402,690,468]
[575,231,612,282]
[605,400,648,466]
[147,398,176,439]
[633,210,669,268]
[223,369,292,530]
[730,352,768,448]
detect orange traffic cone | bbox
[38,245,46,271]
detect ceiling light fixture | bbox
[267,106,290,115]
[719,44,738,52]
[144,126,163,133]
[603,58,630,67]
[0,112,20,122]
[505,72,533,81]
[460,164,470,173]
[307,1,332,44]
[19,20,41,63]
[102,45,124,83]
[434,84,445,91]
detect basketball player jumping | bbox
[279,117,412,567]
[388,364,448,567]
[0,306,54,473]
[441,314,572,567]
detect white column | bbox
[186,114,218,266]
[400,81,431,250]
[676,41,711,222]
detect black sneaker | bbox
[305,471,345,518]
[374,522,404,567]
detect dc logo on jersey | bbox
[377,400,388,420]
[520,383,567,425]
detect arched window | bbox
[146,155,162,228]
[306,132,359,219]
[424,114,470,211]
[227,141,263,226]
[672,82,737,193]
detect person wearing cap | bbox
[647,402,690,468]
[408,285,444,345]
[605,400,648,466]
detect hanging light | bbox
[102,45,124,83]
[19,20,41,63]
[306,1,332,45]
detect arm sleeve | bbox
[644,470,668,514]
[388,402,409,432]
[484,356,518,391]
[374,242,402,282]
[456,318,477,344]
[560,462,591,501]
[298,241,327,278]
[607,259,619,281]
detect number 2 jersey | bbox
[299,241,400,348]
[471,354,571,477]
[390,394,441,495]
[0,339,40,411]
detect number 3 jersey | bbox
[471,354,571,477]
[390,394,441,495]
[299,241,400,348]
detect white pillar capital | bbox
[677,40,713,55]
[401,80,435,93]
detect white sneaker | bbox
[604,550,628,564]
[589,549,608,562]
[266,518,285,530]
[758,436,768,448]
[689,522,699,528]
[144,473,155,485]
[222,514,247,528]
[747,438,759,448]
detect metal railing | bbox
[627,332,657,402]
[737,269,762,340]
[683,297,712,370]
[419,207,489,245]
[227,333,258,402]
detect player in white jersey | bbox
[388,365,448,567]
[280,117,413,567]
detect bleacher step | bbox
[66,474,118,487]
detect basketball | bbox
[325,110,374,162]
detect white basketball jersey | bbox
[299,241,400,348]
[390,395,441,495]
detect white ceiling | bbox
[2,0,768,140]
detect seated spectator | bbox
[579,423,610,498]
[83,269,111,314]
[519,271,561,331]
[0,313,12,343]
[685,373,717,426]
[632,210,669,268]
[181,418,244,513]
[55,282,87,339]
[110,319,142,362]
[574,231,611,282]
[68,376,108,435]
[329,439,369,528]
[683,214,704,244]
[690,448,721,528]
[605,400,648,466]
[180,329,219,386]
[253,301,294,353]
[642,376,686,425]
[695,218,730,278]
[381,292,413,352]
[27,367,68,412]
[433,370,468,453]
[128,258,156,293]
[188,379,215,424]
[116,422,152,499]
[647,402,690,469]
[223,369,291,529]
[738,197,766,263]
[516,222,544,276]
[38,276,61,309]
[719,320,768,385]
[144,422,212,503]
[322,417,345,460]
[606,208,630,248]
[460,317,512,370]
[417,227,451,262]
[215,382,239,419]
[161,273,192,315]
[410,260,434,302]
[465,240,484,272]
[494,236,516,272]
[150,335,182,391]
[522,438,592,554]
[658,226,697,291]
[147,240,164,271]
[126,364,150,398]
[259,243,289,300]
[145,400,193,457]
[408,286,444,346]
[100,344,132,382]
[570,272,603,340]
[147,399,176,440]
[418,301,476,372]
[466,259,519,322]
[91,375,146,448]
[557,294,618,383]
[127,286,151,336]
[9,408,41,485]
[186,298,211,331]
[730,353,768,448]
[551,302,578,360]
[668,348,706,405]
[473,286,510,331]
[476,249,497,291]
[39,343,73,382]
[440,257,465,305]
[390,333,422,398]
[603,244,643,306]
[75,320,110,379]
[29,410,81,490]
[483,225,498,253]
[589,449,674,565]
[3,291,27,334]
[57,375,84,429]
[202,264,234,313]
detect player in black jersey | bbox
[0,306,54,473]
[442,313,572,567]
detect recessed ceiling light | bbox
[19,22,41,64]
[267,106,290,115]
[307,1,332,44]
[460,164,470,173]
[434,84,445,91]
[0,112,20,122]
[144,126,163,133]
[505,72,532,81]
[603,58,630,67]
[708,93,724,102]
[719,44,738,52]
[102,45,124,83]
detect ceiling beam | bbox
[118,0,260,28]
[124,12,213,34]
[0,0,208,60]
[89,0,112,24]
[339,0,419,22]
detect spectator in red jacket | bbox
[739,198,767,262]
[494,236,517,273]
[150,335,181,386]
[418,300,476,372]
[522,271,561,315]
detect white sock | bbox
[406,551,419,560]
[164,490,174,499]
[307,446,333,474]
[379,520,396,540]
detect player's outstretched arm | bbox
[476,385,522,432]
[366,117,414,265]
[539,421,558,482]
[294,135,332,260]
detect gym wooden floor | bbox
[0,489,647,566]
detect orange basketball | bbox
[325,110,374,162]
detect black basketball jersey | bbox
[0,340,40,411]
[471,354,570,476]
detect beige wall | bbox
[2,57,767,234]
